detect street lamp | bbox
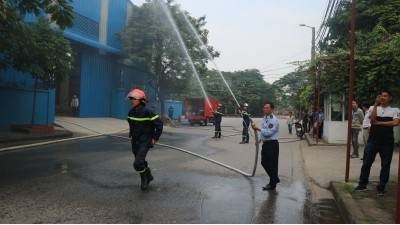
[300,23,318,141]
[299,24,315,61]
[300,23,317,105]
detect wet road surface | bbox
[0,118,344,223]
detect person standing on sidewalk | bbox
[360,102,371,160]
[302,110,309,135]
[350,100,364,158]
[70,94,79,117]
[127,89,163,190]
[355,90,400,196]
[212,103,223,138]
[252,102,280,190]
[286,112,294,134]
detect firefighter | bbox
[212,103,223,138]
[127,89,163,190]
[239,103,252,144]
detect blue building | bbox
[0,0,157,128]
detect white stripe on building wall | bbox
[99,0,109,45]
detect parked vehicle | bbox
[294,120,304,139]
[184,98,216,126]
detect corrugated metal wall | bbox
[107,0,127,49]
[80,53,113,117]
[72,0,101,21]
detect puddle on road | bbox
[315,198,345,223]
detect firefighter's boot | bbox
[146,167,154,183]
[212,132,218,138]
[239,137,246,144]
[245,134,249,143]
[140,170,149,190]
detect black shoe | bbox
[350,154,359,158]
[354,185,367,191]
[262,184,276,191]
[377,189,386,196]
[360,158,363,160]
[140,172,149,190]
[146,168,154,182]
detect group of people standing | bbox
[284,108,325,139]
[124,88,399,197]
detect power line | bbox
[258,49,311,71]
[260,65,297,73]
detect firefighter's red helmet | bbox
[127,89,148,103]
[218,103,222,107]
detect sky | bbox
[131,0,328,84]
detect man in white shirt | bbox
[355,90,400,196]
[360,102,371,160]
[285,112,294,134]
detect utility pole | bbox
[299,24,316,108]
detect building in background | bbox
[0,0,156,127]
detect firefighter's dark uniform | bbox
[240,108,252,144]
[127,104,163,189]
[213,107,223,138]
[260,113,280,189]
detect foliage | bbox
[29,17,74,86]
[0,0,74,73]
[122,0,219,113]
[319,0,400,104]
[188,69,275,116]
[273,62,312,112]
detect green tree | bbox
[0,1,74,126]
[208,69,275,116]
[273,67,310,116]
[0,0,74,70]
[122,0,219,114]
[319,0,400,104]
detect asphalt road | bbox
[0,117,344,223]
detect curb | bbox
[330,181,365,224]
[0,134,103,152]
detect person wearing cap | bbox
[212,103,223,138]
[127,89,163,190]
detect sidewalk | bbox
[0,117,398,223]
[304,133,398,223]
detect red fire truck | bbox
[184,98,217,126]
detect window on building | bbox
[330,93,344,121]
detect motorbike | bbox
[294,120,304,139]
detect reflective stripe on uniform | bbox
[127,115,159,121]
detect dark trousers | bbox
[261,140,280,186]
[358,142,394,190]
[214,122,221,136]
[71,106,78,117]
[242,121,249,136]
[351,128,360,154]
[318,122,324,138]
[131,141,150,172]
[288,124,293,134]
